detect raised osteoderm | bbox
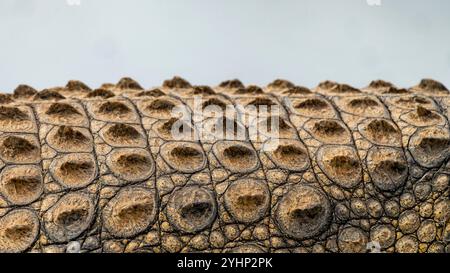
[0,77,449,254]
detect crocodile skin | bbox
[0,77,449,253]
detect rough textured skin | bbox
[0,77,449,253]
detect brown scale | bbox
[116,77,144,91]
[162,76,192,89]
[192,85,216,95]
[410,79,449,96]
[281,86,312,96]
[66,80,92,92]
[34,89,66,101]
[0,94,14,104]
[267,79,295,91]
[136,88,165,98]
[316,81,362,96]
[13,84,38,99]
[234,85,264,95]
[0,135,40,163]
[218,79,245,89]
[0,209,40,253]
[53,80,93,100]
[0,105,37,133]
[86,89,115,99]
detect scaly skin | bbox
[0,77,449,253]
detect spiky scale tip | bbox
[418,79,448,92]
[116,77,144,90]
[162,76,192,89]
[369,80,395,89]
[235,85,264,94]
[268,79,295,89]
[219,79,244,89]
[86,89,115,99]
[66,80,91,92]
[34,89,66,101]
[192,85,215,95]
[318,80,339,90]
[14,85,38,98]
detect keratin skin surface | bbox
[0,77,449,253]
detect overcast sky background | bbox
[0,0,449,92]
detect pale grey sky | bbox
[0,0,449,92]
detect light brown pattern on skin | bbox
[0,77,449,253]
